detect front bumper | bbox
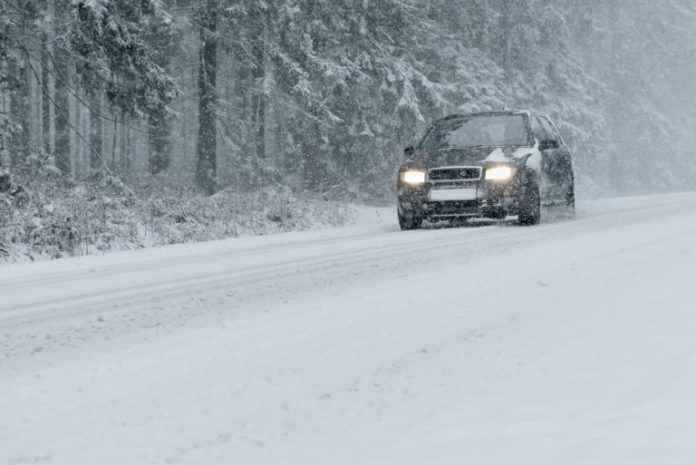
[398,182,520,221]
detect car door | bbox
[539,116,573,205]
[533,115,566,205]
[531,115,558,204]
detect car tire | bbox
[398,211,423,230]
[566,184,576,217]
[517,182,541,226]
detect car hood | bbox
[414,146,535,168]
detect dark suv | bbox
[396,111,574,229]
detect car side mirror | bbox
[404,146,415,158]
[539,139,559,150]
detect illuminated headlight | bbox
[401,170,426,185]
[485,166,514,181]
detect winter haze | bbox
[2,1,696,465]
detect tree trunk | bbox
[125,118,131,176]
[147,13,173,176]
[8,55,31,166]
[251,7,266,161]
[195,0,219,194]
[148,108,171,175]
[89,93,103,172]
[608,1,622,192]
[499,0,514,76]
[53,0,72,175]
[111,118,118,170]
[7,5,31,167]
[41,34,52,156]
[119,113,127,176]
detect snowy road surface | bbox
[2,193,696,464]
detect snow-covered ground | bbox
[2,193,696,465]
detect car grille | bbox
[429,167,482,181]
[429,166,482,188]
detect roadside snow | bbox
[1,173,393,265]
[2,193,696,464]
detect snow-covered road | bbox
[2,193,696,465]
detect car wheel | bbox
[398,211,423,230]
[566,184,576,217]
[517,182,541,226]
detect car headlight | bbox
[485,165,514,181]
[401,170,426,185]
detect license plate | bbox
[429,188,477,201]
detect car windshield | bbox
[419,115,531,151]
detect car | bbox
[396,110,575,229]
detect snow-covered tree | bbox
[1,0,696,196]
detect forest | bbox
[2,0,696,259]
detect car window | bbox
[419,115,531,151]
[538,116,561,144]
[531,116,546,141]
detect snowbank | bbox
[0,172,392,265]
